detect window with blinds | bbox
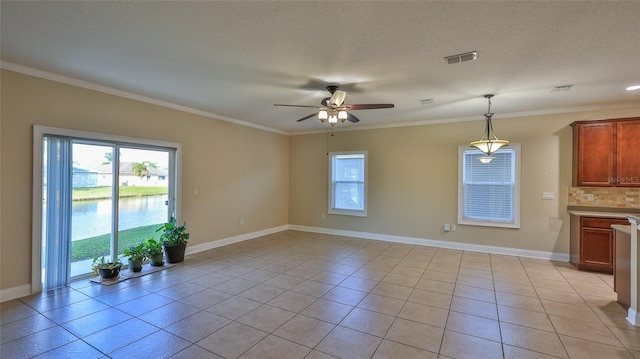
[329,151,367,217]
[458,145,520,228]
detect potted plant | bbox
[143,238,164,266]
[123,242,146,272]
[156,217,189,263]
[92,256,123,279]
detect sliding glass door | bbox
[36,127,179,290]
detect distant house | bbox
[95,162,168,187]
[72,166,98,188]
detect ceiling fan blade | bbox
[328,90,347,107]
[346,104,395,110]
[347,113,360,123]
[296,113,317,122]
[274,104,319,108]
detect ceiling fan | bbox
[274,85,394,126]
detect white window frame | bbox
[328,151,368,217]
[457,144,521,229]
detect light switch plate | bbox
[542,192,556,200]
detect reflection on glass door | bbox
[117,148,169,256]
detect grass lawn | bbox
[71,224,161,261]
[72,186,168,201]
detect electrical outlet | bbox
[443,224,451,232]
[586,194,595,201]
[451,224,457,231]
[321,214,325,220]
[240,218,244,225]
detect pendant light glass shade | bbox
[470,139,509,154]
[338,110,348,122]
[470,94,509,156]
[328,114,338,126]
[318,110,328,122]
[478,155,495,164]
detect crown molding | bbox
[0,61,290,136]
[4,61,638,137]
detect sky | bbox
[73,143,169,169]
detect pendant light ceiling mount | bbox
[469,94,509,162]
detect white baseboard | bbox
[288,225,570,262]
[1,223,571,303]
[186,225,289,255]
[628,307,640,327]
[0,284,32,303]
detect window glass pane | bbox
[329,152,367,216]
[460,147,517,225]
[70,143,114,278]
[464,151,514,183]
[333,155,365,181]
[117,148,170,256]
[464,184,514,221]
[334,182,365,210]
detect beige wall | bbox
[0,70,290,291]
[3,67,640,295]
[289,106,640,254]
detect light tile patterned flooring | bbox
[2,230,640,358]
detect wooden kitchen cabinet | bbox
[616,120,640,187]
[613,227,631,309]
[570,216,630,273]
[572,118,640,187]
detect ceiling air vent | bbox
[551,84,573,93]
[419,98,434,106]
[444,51,477,65]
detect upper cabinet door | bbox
[574,122,616,186]
[616,121,640,187]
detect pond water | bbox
[71,195,168,241]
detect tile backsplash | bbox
[568,187,640,209]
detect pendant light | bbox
[470,94,509,162]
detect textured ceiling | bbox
[2,1,639,134]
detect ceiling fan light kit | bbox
[469,94,509,163]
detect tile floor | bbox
[2,230,640,358]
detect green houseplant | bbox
[123,242,146,272]
[143,238,164,266]
[92,256,123,279]
[156,217,189,263]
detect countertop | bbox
[611,224,632,235]
[568,210,635,219]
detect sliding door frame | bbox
[32,125,182,294]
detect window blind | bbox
[462,148,515,223]
[331,153,365,212]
